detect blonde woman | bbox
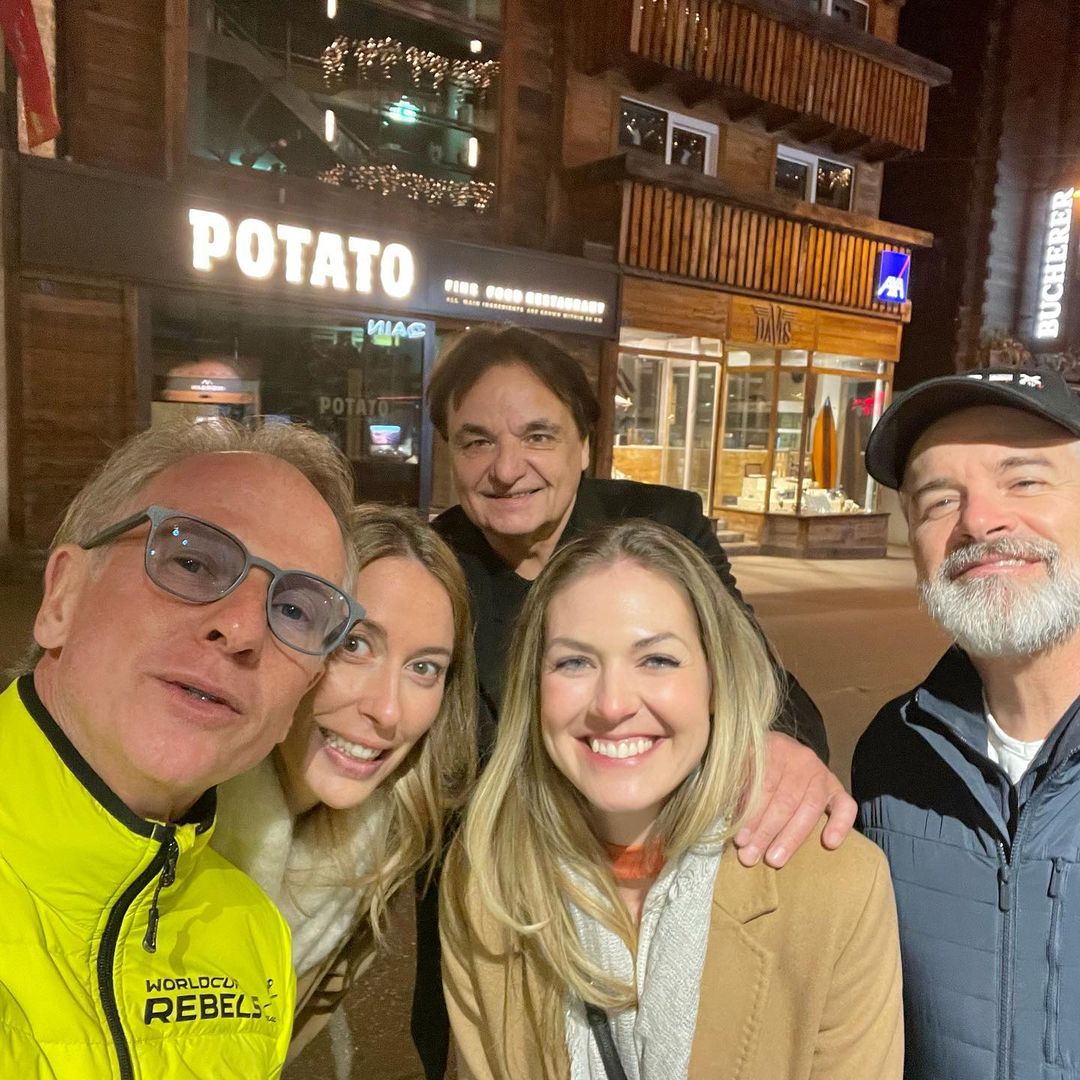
[212,505,477,1059]
[442,521,901,1080]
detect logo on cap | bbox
[964,371,1044,390]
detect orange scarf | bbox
[603,841,665,884]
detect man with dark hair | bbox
[427,325,602,447]
[854,368,1080,1080]
[409,325,856,1077]
[428,325,830,763]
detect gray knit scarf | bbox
[565,839,722,1080]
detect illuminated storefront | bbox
[614,278,900,558]
[16,159,617,524]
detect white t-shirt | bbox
[985,702,1045,786]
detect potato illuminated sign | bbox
[188,209,416,299]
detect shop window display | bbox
[188,0,499,211]
[613,330,722,507]
[715,352,774,512]
[721,354,885,516]
[765,363,810,513]
[613,335,889,521]
[807,359,886,513]
[151,307,433,507]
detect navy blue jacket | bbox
[853,646,1080,1080]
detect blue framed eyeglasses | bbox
[80,505,364,657]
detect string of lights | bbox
[321,35,500,98]
[319,162,495,212]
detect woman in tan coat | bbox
[441,520,901,1080]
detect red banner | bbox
[0,0,59,148]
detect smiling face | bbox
[276,556,454,815]
[539,559,711,846]
[446,362,589,568]
[33,452,347,822]
[903,405,1080,656]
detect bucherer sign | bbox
[1034,189,1074,341]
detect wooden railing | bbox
[576,0,949,157]
[618,178,912,315]
[568,152,932,316]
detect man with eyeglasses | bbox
[0,419,361,1079]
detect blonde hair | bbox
[444,520,776,1044]
[289,504,478,945]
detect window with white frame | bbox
[821,0,870,30]
[774,145,854,211]
[618,98,718,176]
[792,0,870,31]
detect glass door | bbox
[659,358,720,506]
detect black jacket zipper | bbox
[96,827,176,1080]
[995,837,1014,1080]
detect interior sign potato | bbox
[188,208,416,299]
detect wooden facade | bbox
[58,0,186,178]
[4,0,947,559]
[570,151,931,320]
[574,0,948,158]
[566,2,946,556]
[12,276,137,547]
[882,0,1080,388]
[619,178,911,314]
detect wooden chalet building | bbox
[1,0,946,560]
[560,0,949,556]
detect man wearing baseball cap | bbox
[852,367,1080,1080]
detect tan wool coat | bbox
[441,823,902,1080]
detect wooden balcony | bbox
[568,151,933,317]
[575,0,950,158]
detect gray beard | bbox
[919,537,1080,658]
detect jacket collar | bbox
[1,676,215,929]
[912,647,992,753]
[712,850,779,924]
[559,476,601,544]
[915,647,1080,754]
[908,647,1080,837]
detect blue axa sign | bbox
[875,250,911,303]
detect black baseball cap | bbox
[865,367,1080,490]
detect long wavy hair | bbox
[289,504,477,944]
[444,520,777,1046]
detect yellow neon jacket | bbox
[0,676,296,1078]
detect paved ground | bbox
[730,545,951,787]
[0,547,951,1078]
